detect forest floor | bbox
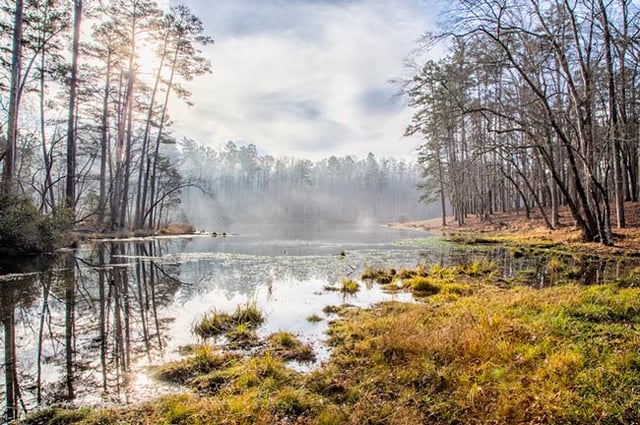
[394,201,640,257]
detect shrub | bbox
[0,194,72,255]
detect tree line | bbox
[404,0,639,245]
[177,139,430,227]
[0,0,212,232]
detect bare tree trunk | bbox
[98,53,112,227]
[598,0,625,228]
[3,310,17,422]
[4,0,24,194]
[36,274,52,404]
[111,72,125,230]
[119,98,134,228]
[148,49,179,228]
[66,0,82,215]
[437,148,447,226]
[98,245,108,394]
[135,35,170,229]
[64,255,76,401]
[39,46,56,212]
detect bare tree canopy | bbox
[404,0,640,245]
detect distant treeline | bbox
[175,139,433,227]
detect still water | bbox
[0,223,437,421]
[0,223,629,422]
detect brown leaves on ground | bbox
[394,202,640,257]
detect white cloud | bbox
[168,0,441,160]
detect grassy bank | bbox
[20,262,640,424]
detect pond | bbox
[0,223,437,421]
[0,223,632,422]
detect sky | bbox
[166,0,443,160]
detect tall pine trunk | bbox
[147,47,179,228]
[135,35,170,229]
[3,0,24,194]
[66,0,82,216]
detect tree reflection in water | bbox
[0,239,183,422]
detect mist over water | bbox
[172,140,442,230]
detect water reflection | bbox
[0,226,427,422]
[0,226,634,422]
[0,241,187,422]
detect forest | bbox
[177,140,429,228]
[0,0,212,239]
[404,0,640,245]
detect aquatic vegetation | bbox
[361,266,396,284]
[267,332,316,362]
[458,258,497,277]
[446,232,499,245]
[20,275,640,425]
[153,345,240,385]
[194,300,264,339]
[306,314,323,322]
[323,305,340,314]
[340,277,360,293]
[396,264,428,280]
[193,311,235,338]
[226,324,260,350]
[232,300,264,327]
[404,276,440,294]
[428,263,457,281]
[546,255,566,274]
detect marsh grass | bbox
[21,260,640,425]
[404,276,440,294]
[194,300,264,339]
[306,314,323,322]
[226,324,260,350]
[153,345,241,385]
[361,266,396,284]
[340,277,360,294]
[267,332,316,362]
